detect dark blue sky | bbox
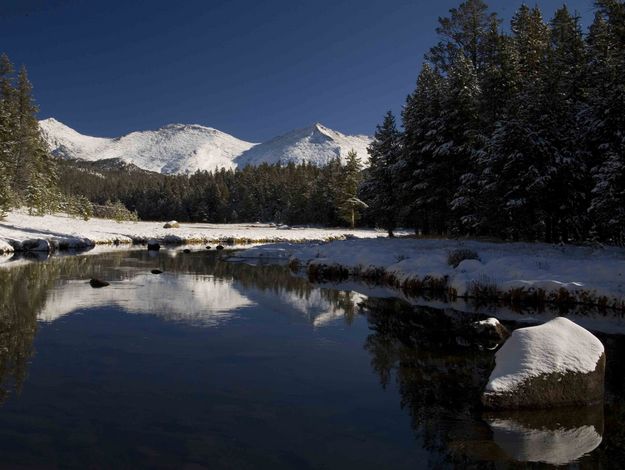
[1,0,595,141]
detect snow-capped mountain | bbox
[39,118,255,174]
[39,118,371,174]
[234,123,371,167]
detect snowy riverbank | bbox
[0,210,388,253]
[231,238,625,310]
[3,210,625,310]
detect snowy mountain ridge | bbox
[235,123,371,167]
[39,118,255,174]
[39,118,371,174]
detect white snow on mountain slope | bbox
[39,117,110,160]
[39,118,255,174]
[39,118,372,174]
[234,123,371,167]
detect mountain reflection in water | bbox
[0,249,622,468]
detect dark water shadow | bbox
[360,296,625,467]
[0,250,623,467]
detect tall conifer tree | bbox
[361,112,402,236]
[587,0,625,241]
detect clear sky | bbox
[0,0,596,141]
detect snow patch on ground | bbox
[485,317,604,393]
[233,238,625,306]
[0,210,386,250]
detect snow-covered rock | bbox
[20,238,52,252]
[482,317,605,409]
[39,118,372,174]
[234,123,371,167]
[471,317,510,344]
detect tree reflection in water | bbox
[0,250,623,466]
[360,297,625,467]
[362,298,498,468]
[0,260,51,404]
[0,250,362,404]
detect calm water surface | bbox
[0,249,623,468]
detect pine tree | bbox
[478,5,551,239]
[452,19,519,234]
[586,0,625,241]
[478,16,519,129]
[15,67,39,190]
[361,111,402,236]
[427,0,498,73]
[408,1,498,235]
[308,157,342,225]
[512,5,550,83]
[538,6,587,241]
[589,140,625,242]
[582,10,612,174]
[401,53,481,236]
[400,64,445,234]
[0,162,11,217]
[337,149,366,228]
[0,54,15,214]
[13,66,60,214]
[437,52,481,235]
[26,144,60,215]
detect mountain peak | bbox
[40,117,372,174]
[40,117,73,130]
[311,122,335,137]
[40,117,61,124]
[234,123,371,167]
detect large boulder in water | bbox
[147,240,160,251]
[471,318,510,345]
[21,238,51,252]
[89,278,110,288]
[482,317,605,410]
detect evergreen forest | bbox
[0,0,624,244]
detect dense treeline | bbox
[57,153,364,226]
[363,0,625,243]
[0,54,59,216]
[3,0,625,244]
[0,54,367,226]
